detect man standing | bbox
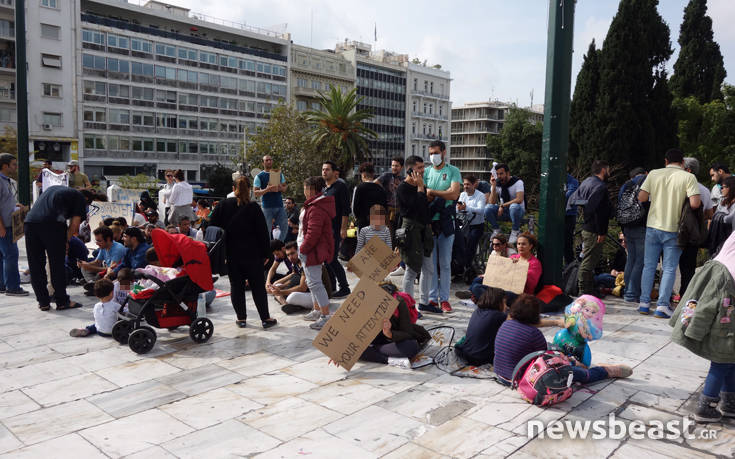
[709,162,731,208]
[34,159,52,195]
[0,154,28,296]
[679,157,714,297]
[322,160,351,298]
[375,157,404,234]
[67,160,91,190]
[167,169,193,226]
[618,167,648,305]
[160,170,175,226]
[638,149,701,318]
[352,162,387,230]
[25,186,93,310]
[254,155,288,241]
[567,160,612,295]
[485,164,525,243]
[457,175,486,274]
[423,140,461,313]
[284,197,299,243]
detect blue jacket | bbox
[565,174,579,216]
[116,242,151,273]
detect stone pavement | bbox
[0,254,734,457]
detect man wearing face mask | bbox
[485,163,525,244]
[566,160,612,295]
[423,140,461,313]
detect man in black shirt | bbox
[352,162,387,230]
[322,160,351,298]
[25,186,98,310]
[284,197,299,243]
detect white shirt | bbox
[94,300,120,334]
[497,178,525,210]
[296,208,306,248]
[169,181,193,207]
[161,182,174,205]
[458,189,486,225]
[226,191,235,198]
[698,183,713,211]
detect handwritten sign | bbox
[112,188,144,205]
[268,170,282,190]
[482,255,529,294]
[11,209,27,243]
[87,201,134,231]
[347,236,400,282]
[312,278,398,370]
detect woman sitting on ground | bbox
[493,294,632,386]
[490,233,516,258]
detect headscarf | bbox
[714,231,735,281]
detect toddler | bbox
[355,204,393,254]
[69,279,119,337]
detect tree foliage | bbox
[670,0,726,103]
[207,163,236,198]
[0,126,17,158]
[569,40,602,167]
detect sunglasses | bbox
[492,242,504,247]
[618,239,625,243]
[166,175,173,178]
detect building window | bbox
[155,43,176,57]
[82,29,105,45]
[40,23,59,40]
[0,108,15,122]
[42,83,61,97]
[296,101,307,112]
[429,104,433,115]
[430,82,433,94]
[413,78,417,91]
[178,47,197,60]
[40,0,57,8]
[311,80,321,90]
[83,80,106,95]
[411,144,416,154]
[83,109,105,122]
[131,61,154,77]
[131,38,152,53]
[439,105,443,116]
[411,122,415,134]
[41,54,61,68]
[108,84,129,98]
[423,103,427,114]
[107,58,129,74]
[82,54,104,70]
[42,112,62,127]
[440,83,444,96]
[421,145,426,155]
[108,34,129,50]
[424,81,428,92]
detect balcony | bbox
[410,89,449,100]
[0,87,14,101]
[293,86,319,98]
[411,133,447,142]
[411,111,448,121]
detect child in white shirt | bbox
[69,279,120,337]
[355,204,393,254]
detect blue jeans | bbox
[594,273,616,289]
[262,206,288,242]
[640,228,682,308]
[572,365,609,384]
[465,224,484,269]
[426,232,454,303]
[622,225,646,303]
[484,203,525,231]
[0,226,20,291]
[702,362,735,397]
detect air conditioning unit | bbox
[42,123,53,130]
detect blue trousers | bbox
[622,225,646,303]
[262,206,288,242]
[484,203,525,231]
[0,226,20,291]
[702,362,735,398]
[640,228,682,308]
[427,232,454,303]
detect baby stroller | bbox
[112,229,216,354]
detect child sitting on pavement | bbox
[114,268,134,305]
[69,279,119,337]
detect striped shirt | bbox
[493,319,547,381]
[355,225,392,254]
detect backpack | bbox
[561,260,580,297]
[616,180,646,226]
[511,350,574,406]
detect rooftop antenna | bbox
[530,89,534,108]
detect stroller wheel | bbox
[128,327,157,354]
[189,318,214,343]
[112,320,133,344]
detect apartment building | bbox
[406,62,451,159]
[0,0,16,134]
[290,44,354,113]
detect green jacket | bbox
[669,260,735,363]
[400,217,434,273]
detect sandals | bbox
[56,302,83,310]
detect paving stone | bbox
[95,358,180,387]
[155,363,243,396]
[21,373,118,407]
[255,428,377,459]
[415,416,511,458]
[86,379,186,418]
[4,400,112,445]
[0,433,106,458]
[160,387,261,429]
[241,396,343,441]
[162,419,280,458]
[0,391,41,420]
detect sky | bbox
[169,0,735,107]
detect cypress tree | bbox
[650,70,679,162]
[670,0,726,103]
[569,40,602,166]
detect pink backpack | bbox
[511,350,574,406]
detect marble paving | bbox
[1,248,734,458]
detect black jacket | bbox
[353,182,387,229]
[209,198,270,263]
[397,182,430,224]
[568,176,611,235]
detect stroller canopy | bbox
[151,229,214,292]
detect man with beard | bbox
[709,162,732,208]
[376,157,404,233]
[484,164,526,244]
[566,160,612,295]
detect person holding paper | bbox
[0,154,28,296]
[510,232,542,297]
[254,155,288,242]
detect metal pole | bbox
[538,0,575,286]
[14,0,29,205]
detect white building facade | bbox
[405,62,451,159]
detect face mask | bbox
[430,153,442,167]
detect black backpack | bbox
[616,180,647,227]
[561,260,579,297]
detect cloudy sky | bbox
[169,0,735,107]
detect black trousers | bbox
[326,230,348,291]
[564,215,576,265]
[679,245,698,297]
[227,257,270,321]
[25,222,69,307]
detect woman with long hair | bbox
[210,176,277,329]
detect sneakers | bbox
[455,291,472,300]
[309,314,331,330]
[387,357,411,370]
[638,303,650,315]
[653,305,674,319]
[332,287,351,299]
[599,364,633,379]
[694,394,722,423]
[6,288,29,297]
[418,303,443,314]
[304,309,322,321]
[509,230,520,244]
[720,392,735,417]
[441,301,453,313]
[69,328,90,337]
[389,266,405,277]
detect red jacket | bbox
[300,193,335,266]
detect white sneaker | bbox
[490,229,501,239]
[387,357,412,370]
[390,266,405,277]
[509,230,520,244]
[309,314,331,330]
[304,309,321,321]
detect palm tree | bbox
[305,86,377,174]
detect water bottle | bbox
[490,162,498,180]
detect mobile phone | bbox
[406,167,414,176]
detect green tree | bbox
[569,40,602,167]
[305,86,376,174]
[670,0,726,103]
[650,70,679,158]
[245,103,326,200]
[486,107,543,207]
[206,163,236,198]
[595,0,674,170]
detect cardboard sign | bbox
[482,255,529,294]
[268,170,282,189]
[312,278,399,370]
[11,209,27,243]
[347,236,400,282]
[87,201,134,231]
[112,188,144,205]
